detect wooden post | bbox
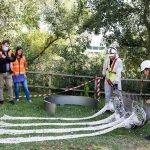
[140,78,144,106]
[94,76,97,99]
[140,79,143,95]
[48,74,52,94]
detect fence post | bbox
[140,79,143,95]
[48,74,52,94]
[97,77,101,100]
[94,76,97,99]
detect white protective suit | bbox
[102,49,123,106]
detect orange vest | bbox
[12,56,26,75]
[0,50,12,57]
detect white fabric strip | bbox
[0,106,108,121]
[0,119,123,135]
[0,114,136,144]
[0,114,115,127]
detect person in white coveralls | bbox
[102,47,123,111]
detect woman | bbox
[12,47,31,103]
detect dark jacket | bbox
[0,49,16,73]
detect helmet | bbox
[107,47,117,56]
[141,60,150,71]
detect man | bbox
[140,60,150,140]
[0,40,16,104]
[102,47,123,111]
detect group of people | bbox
[102,47,150,140]
[0,40,31,104]
[0,39,150,140]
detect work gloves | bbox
[104,76,118,90]
[108,79,118,90]
[112,84,118,90]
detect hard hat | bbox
[141,60,150,71]
[108,47,117,56]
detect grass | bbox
[0,92,150,150]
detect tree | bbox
[80,0,150,77]
[40,0,90,75]
[0,0,43,44]
[0,0,20,40]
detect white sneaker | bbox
[16,99,19,102]
[28,100,32,103]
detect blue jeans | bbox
[14,79,30,101]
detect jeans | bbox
[14,79,30,101]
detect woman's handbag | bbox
[12,74,26,83]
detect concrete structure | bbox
[85,34,107,56]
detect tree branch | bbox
[31,35,59,62]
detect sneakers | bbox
[16,99,19,102]
[144,135,150,140]
[28,100,32,103]
[9,101,15,105]
[0,100,15,105]
[0,101,4,104]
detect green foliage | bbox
[12,31,51,68]
[80,0,150,78]
[0,0,20,40]
[0,0,105,79]
[0,0,42,41]
[40,0,91,75]
[2,0,150,80]
[20,0,41,29]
